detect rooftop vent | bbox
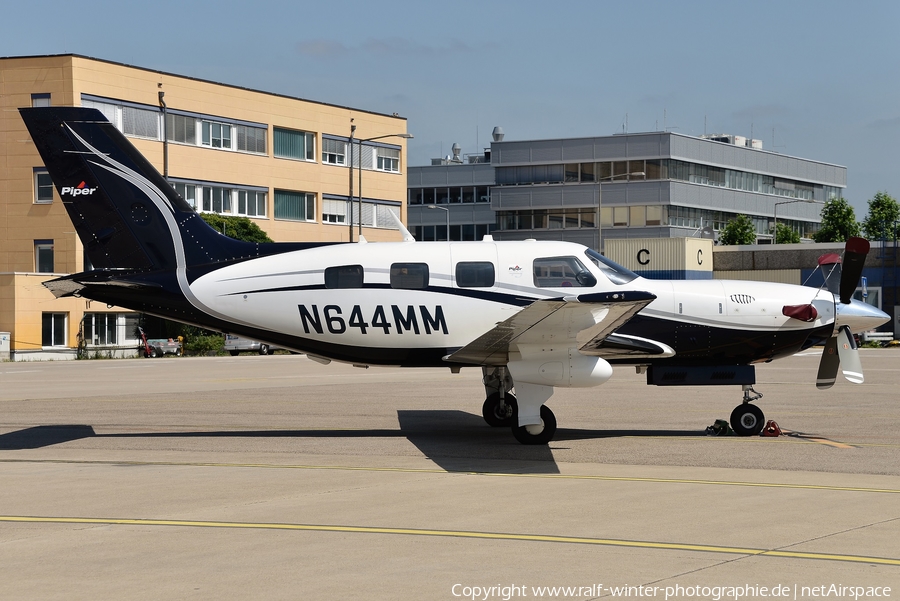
[492,126,504,142]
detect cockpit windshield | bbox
[584,248,639,285]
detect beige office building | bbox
[0,54,409,360]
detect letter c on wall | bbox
[637,249,650,265]
[697,249,703,265]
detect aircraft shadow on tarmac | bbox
[0,414,704,474]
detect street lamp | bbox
[356,132,414,238]
[773,198,820,243]
[428,205,450,241]
[348,122,356,242]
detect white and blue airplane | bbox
[20,107,890,444]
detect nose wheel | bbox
[730,385,765,436]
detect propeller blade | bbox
[816,336,840,389]
[839,237,869,304]
[836,325,864,384]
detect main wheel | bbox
[258,344,269,355]
[482,393,517,427]
[730,403,765,436]
[229,350,240,356]
[511,405,557,445]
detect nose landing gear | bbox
[730,385,765,436]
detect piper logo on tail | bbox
[61,181,97,196]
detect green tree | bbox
[861,191,900,241]
[199,213,274,243]
[773,222,801,244]
[718,214,757,245]
[812,197,860,242]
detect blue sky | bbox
[3,0,897,216]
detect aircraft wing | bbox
[445,291,658,366]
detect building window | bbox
[173,183,197,210]
[202,186,232,214]
[166,113,197,145]
[390,263,429,289]
[322,138,346,165]
[325,265,364,289]
[34,169,54,203]
[274,127,315,161]
[84,313,118,346]
[123,106,160,139]
[42,312,67,347]
[237,190,267,217]
[235,124,268,154]
[630,205,646,227]
[32,93,50,107]
[274,190,316,222]
[35,240,54,273]
[201,120,232,149]
[83,313,140,347]
[323,198,347,223]
[376,147,400,172]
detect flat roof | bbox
[0,53,406,122]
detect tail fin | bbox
[20,107,258,272]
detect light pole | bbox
[773,198,820,243]
[356,132,413,238]
[348,121,356,242]
[428,205,450,241]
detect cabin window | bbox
[533,256,596,288]
[324,265,364,289]
[390,263,429,289]
[456,262,495,288]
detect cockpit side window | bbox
[533,256,597,288]
[584,248,638,285]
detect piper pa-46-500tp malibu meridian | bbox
[21,107,891,445]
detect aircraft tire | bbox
[482,393,517,427]
[229,350,240,356]
[511,405,556,445]
[730,403,765,436]
[258,345,269,355]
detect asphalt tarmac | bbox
[1,351,898,599]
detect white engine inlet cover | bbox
[510,349,613,388]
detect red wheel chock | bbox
[761,420,782,437]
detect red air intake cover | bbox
[782,304,818,322]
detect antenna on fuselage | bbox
[387,208,416,242]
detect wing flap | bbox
[445,291,656,366]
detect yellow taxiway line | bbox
[1,515,898,566]
[2,458,900,494]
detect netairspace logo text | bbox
[450,583,893,600]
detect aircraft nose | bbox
[835,297,891,334]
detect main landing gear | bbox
[730,385,765,436]
[481,367,558,445]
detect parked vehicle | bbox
[224,334,276,356]
[138,327,181,358]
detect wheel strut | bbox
[742,384,762,403]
